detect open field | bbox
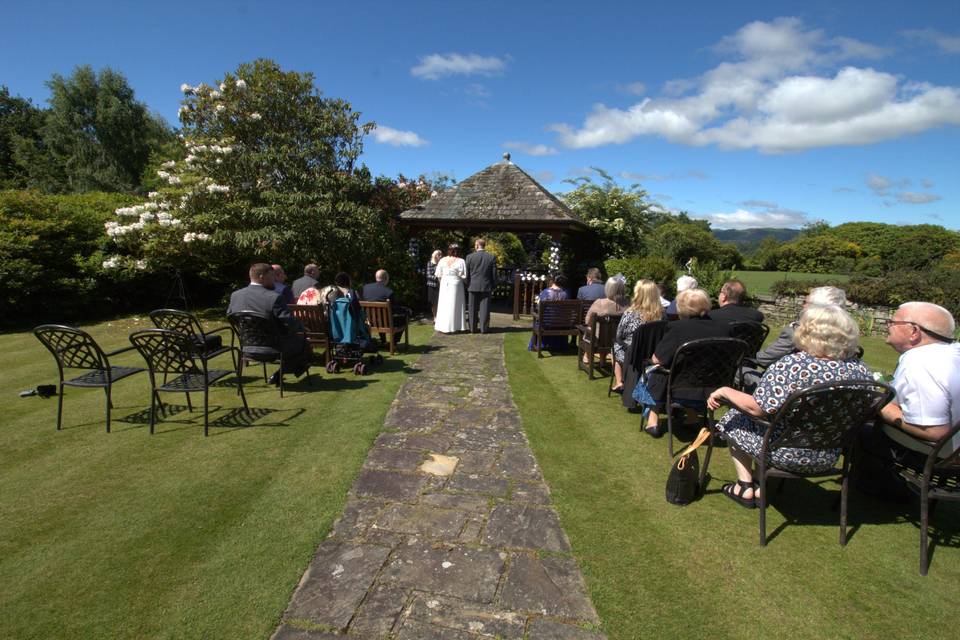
[505,329,957,640]
[732,271,851,296]
[0,315,431,639]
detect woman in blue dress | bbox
[528,274,571,352]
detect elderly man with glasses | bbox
[857,301,960,498]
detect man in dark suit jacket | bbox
[291,263,319,300]
[709,280,764,324]
[361,269,407,342]
[228,263,310,384]
[465,238,497,333]
[576,267,605,302]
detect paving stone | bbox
[395,619,482,639]
[445,473,510,497]
[420,493,491,513]
[379,541,506,603]
[483,504,570,551]
[421,453,459,476]
[364,447,427,471]
[526,617,605,639]
[270,624,341,639]
[353,469,427,501]
[327,498,383,540]
[283,541,392,630]
[500,554,599,622]
[508,482,552,505]
[406,593,525,639]
[458,515,485,543]
[363,528,408,548]
[348,583,409,637]
[496,445,542,480]
[375,503,470,539]
[448,450,498,474]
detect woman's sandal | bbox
[722,480,757,509]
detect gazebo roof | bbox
[399,154,589,233]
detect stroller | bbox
[326,294,383,375]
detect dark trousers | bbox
[468,291,491,333]
[244,335,310,375]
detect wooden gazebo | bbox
[398,153,589,317]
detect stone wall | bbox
[753,295,895,337]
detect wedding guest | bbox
[577,268,605,302]
[426,249,442,320]
[665,275,697,319]
[612,279,666,392]
[528,274,571,352]
[636,288,730,437]
[291,264,319,299]
[585,277,629,326]
[270,264,295,306]
[707,304,872,507]
[709,279,764,324]
[754,286,846,367]
[362,269,408,343]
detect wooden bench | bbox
[532,299,583,358]
[288,304,330,363]
[360,301,408,355]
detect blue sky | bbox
[2,0,958,229]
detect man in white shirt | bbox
[857,301,959,498]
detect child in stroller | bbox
[326,286,383,375]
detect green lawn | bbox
[0,315,430,640]
[732,271,851,296]
[505,329,957,640]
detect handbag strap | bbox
[675,427,712,461]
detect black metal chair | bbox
[744,380,894,546]
[129,329,248,436]
[729,321,770,389]
[577,314,621,379]
[890,421,960,574]
[34,325,144,432]
[656,337,749,456]
[149,308,236,369]
[227,312,310,398]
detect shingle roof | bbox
[399,155,588,233]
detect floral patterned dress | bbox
[716,351,873,474]
[614,309,644,364]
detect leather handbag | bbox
[666,427,711,506]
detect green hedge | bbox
[604,256,677,294]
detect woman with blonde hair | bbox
[707,304,872,507]
[611,279,665,392]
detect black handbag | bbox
[666,428,711,506]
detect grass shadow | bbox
[208,406,305,433]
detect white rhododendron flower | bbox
[206,184,230,193]
[185,154,197,164]
[215,104,226,113]
[183,232,211,243]
[161,160,176,168]
[148,191,159,198]
[249,112,262,120]
[102,256,121,269]
[219,82,226,92]
[235,79,246,90]
[135,259,147,270]
[168,175,181,185]
[180,83,192,94]
[210,90,221,99]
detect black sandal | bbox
[722,480,757,509]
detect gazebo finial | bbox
[502,152,512,163]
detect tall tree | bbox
[0,87,45,189]
[36,66,171,193]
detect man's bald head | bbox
[899,302,956,338]
[375,269,389,283]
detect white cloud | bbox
[410,53,506,80]
[617,82,647,95]
[896,191,941,204]
[902,29,960,54]
[502,141,558,156]
[372,125,428,147]
[550,18,960,153]
[699,208,810,229]
[740,199,779,209]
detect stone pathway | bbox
[272,323,605,640]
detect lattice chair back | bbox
[149,309,203,339]
[227,312,281,352]
[129,329,201,377]
[729,321,770,355]
[765,380,894,451]
[541,300,582,330]
[34,325,109,371]
[669,337,749,393]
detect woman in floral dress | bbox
[612,279,665,392]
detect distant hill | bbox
[712,227,801,255]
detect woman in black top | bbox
[636,288,730,437]
[426,249,442,320]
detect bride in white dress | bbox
[434,244,466,333]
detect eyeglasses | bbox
[887,320,916,328]
[888,320,955,343]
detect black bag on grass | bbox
[666,428,711,506]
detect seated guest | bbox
[291,263,319,300]
[577,267,605,302]
[709,279,764,324]
[635,288,730,437]
[585,277,629,326]
[228,263,310,385]
[858,302,960,497]
[528,274,572,352]
[361,269,408,343]
[296,284,323,306]
[754,286,846,368]
[270,264,295,306]
[664,275,697,319]
[707,304,872,507]
[612,279,666,392]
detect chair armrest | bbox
[206,325,233,336]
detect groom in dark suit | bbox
[465,238,497,334]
